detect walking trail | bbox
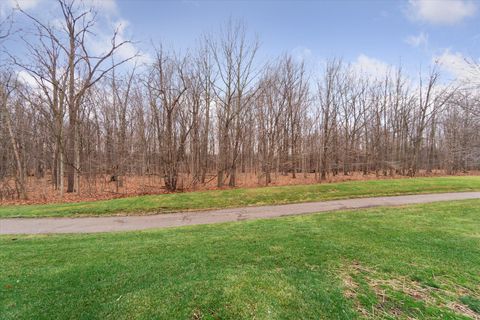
[1,192,479,234]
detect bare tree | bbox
[12,0,136,194]
[147,48,190,191]
[0,73,27,198]
[210,20,259,187]
[1,15,478,202]
[317,59,342,180]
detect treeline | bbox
[1,1,479,200]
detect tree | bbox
[13,0,135,194]
[210,20,259,187]
[0,73,27,199]
[147,48,189,191]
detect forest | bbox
[0,0,479,203]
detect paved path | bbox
[1,192,479,235]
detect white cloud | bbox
[83,0,117,15]
[291,46,312,62]
[17,70,39,88]
[407,0,476,25]
[8,0,41,10]
[116,41,152,66]
[1,0,40,15]
[405,31,428,47]
[434,49,480,83]
[89,18,151,67]
[114,19,129,35]
[2,0,115,18]
[352,54,391,80]
[15,0,118,16]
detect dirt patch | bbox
[447,302,480,320]
[191,309,203,320]
[341,261,480,319]
[370,277,436,304]
[342,273,358,299]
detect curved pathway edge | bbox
[1,192,480,234]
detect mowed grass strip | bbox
[1,176,480,218]
[1,200,479,319]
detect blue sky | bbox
[2,0,480,81]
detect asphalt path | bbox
[1,192,479,234]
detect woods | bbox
[1,0,480,202]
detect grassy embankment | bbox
[1,176,480,218]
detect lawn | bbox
[1,176,480,218]
[1,200,479,319]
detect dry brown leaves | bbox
[3,170,478,206]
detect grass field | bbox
[1,176,480,218]
[1,200,479,319]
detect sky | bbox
[2,0,480,82]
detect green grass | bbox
[459,295,480,313]
[1,176,480,218]
[1,200,479,319]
